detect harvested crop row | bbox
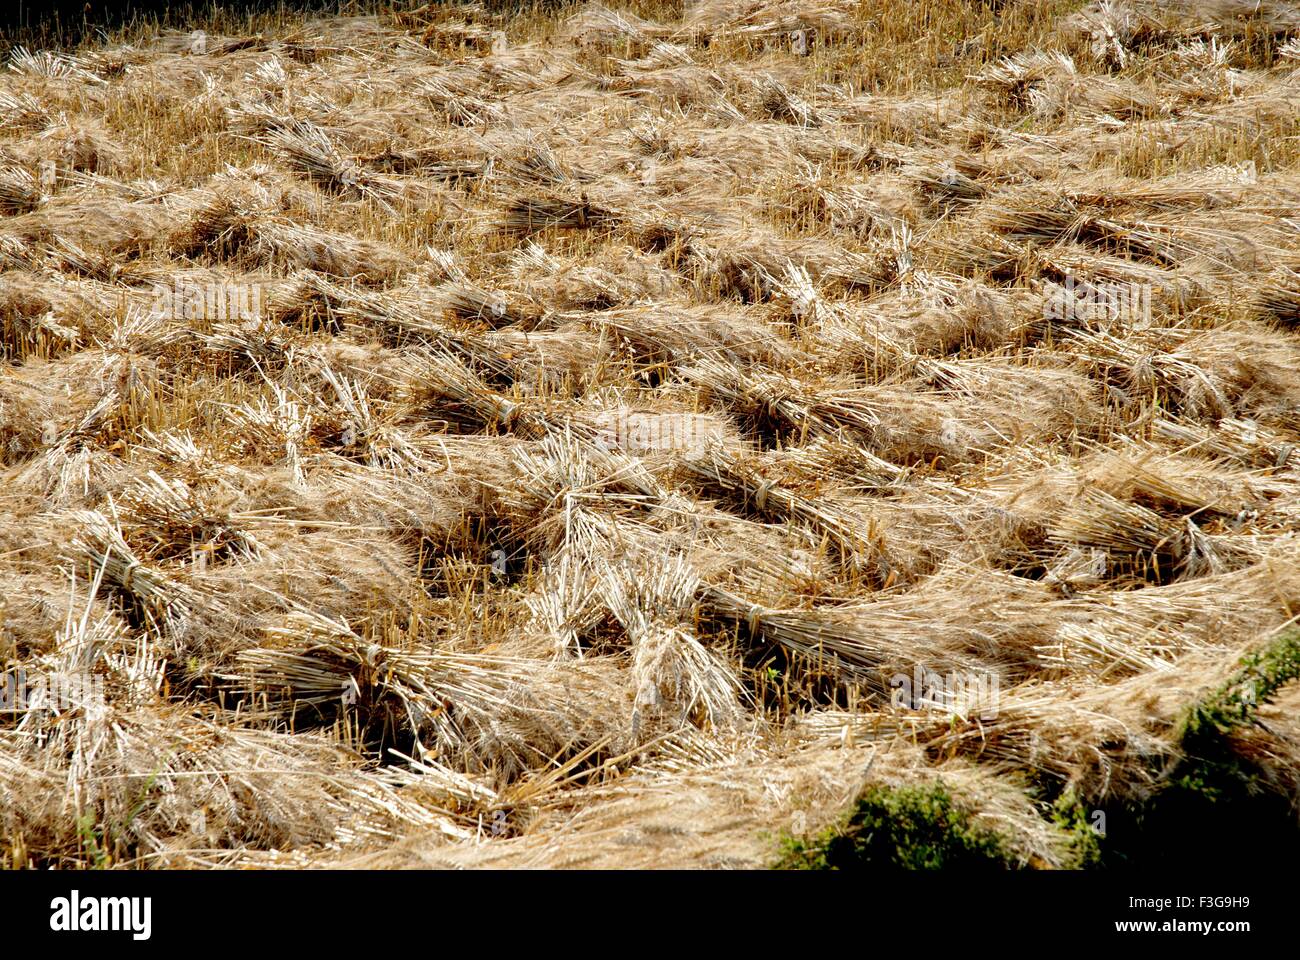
[2,0,1299,868]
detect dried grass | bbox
[3,0,1300,869]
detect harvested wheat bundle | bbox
[62,508,215,655]
[1047,488,1259,583]
[392,0,499,36]
[916,358,1105,445]
[500,432,821,603]
[684,356,982,465]
[116,470,266,567]
[1077,444,1274,517]
[1,349,155,482]
[683,356,878,447]
[1059,325,1239,420]
[810,311,925,379]
[164,181,275,261]
[133,428,222,477]
[399,349,550,438]
[1065,1,1300,66]
[6,47,106,85]
[415,75,508,127]
[225,97,302,139]
[859,386,987,470]
[600,41,712,99]
[1151,416,1300,469]
[563,3,668,47]
[502,192,620,236]
[0,548,133,662]
[0,235,39,271]
[752,76,826,127]
[817,176,921,241]
[688,231,887,302]
[831,282,1043,365]
[0,274,92,362]
[251,220,408,281]
[299,459,475,543]
[677,443,888,582]
[507,241,680,309]
[496,135,596,187]
[931,624,1300,808]
[680,0,861,44]
[985,52,1161,120]
[699,576,1022,694]
[977,191,1189,267]
[702,574,982,686]
[978,51,1079,107]
[288,360,432,472]
[584,404,743,455]
[0,167,42,215]
[1032,247,1202,323]
[1178,80,1300,146]
[903,161,986,210]
[524,545,607,658]
[919,220,1028,281]
[231,608,631,782]
[851,480,1070,585]
[1041,552,1300,676]
[1029,72,1164,120]
[167,319,298,373]
[499,434,679,549]
[256,119,402,211]
[392,0,497,48]
[487,324,610,392]
[0,90,50,131]
[218,381,315,487]
[23,122,122,179]
[841,674,1177,802]
[1041,545,1111,598]
[45,237,129,284]
[1253,268,1300,325]
[288,274,519,381]
[362,141,487,181]
[3,198,165,264]
[143,28,270,57]
[765,261,828,325]
[376,751,502,836]
[1060,163,1264,214]
[595,556,745,740]
[261,270,349,333]
[582,302,793,368]
[827,89,967,141]
[760,436,906,491]
[191,525,423,644]
[414,19,506,57]
[5,442,135,510]
[1169,326,1300,425]
[439,282,537,330]
[0,701,451,868]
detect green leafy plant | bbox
[1077,631,1300,867]
[775,782,1017,870]
[75,811,110,870]
[1049,790,1103,868]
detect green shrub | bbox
[1077,630,1300,867]
[775,782,1017,870]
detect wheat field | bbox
[2,0,1300,868]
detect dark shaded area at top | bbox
[1,1,375,46]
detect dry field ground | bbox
[2,0,1300,869]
